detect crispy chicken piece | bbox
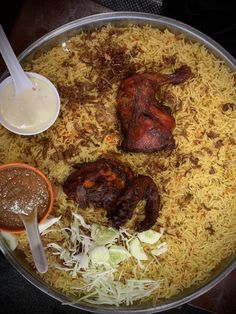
[117,65,193,152]
[63,158,160,231]
[63,158,133,212]
[108,175,160,232]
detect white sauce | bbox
[0,77,58,133]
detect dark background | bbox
[1,0,235,58]
[0,0,236,58]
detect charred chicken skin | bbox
[63,158,160,231]
[117,65,193,152]
[109,175,160,232]
[63,158,133,211]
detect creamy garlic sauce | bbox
[0,77,58,132]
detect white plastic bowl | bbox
[0,72,60,135]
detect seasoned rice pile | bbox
[0,24,236,304]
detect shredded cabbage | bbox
[0,231,18,251]
[74,273,161,306]
[151,242,168,256]
[39,216,61,234]
[72,212,91,229]
[45,211,166,306]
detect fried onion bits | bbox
[63,158,160,231]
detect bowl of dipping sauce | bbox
[0,163,54,233]
[0,72,60,136]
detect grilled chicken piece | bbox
[63,158,133,212]
[63,158,160,231]
[109,175,160,232]
[117,65,193,152]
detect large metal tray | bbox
[0,12,236,314]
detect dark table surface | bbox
[0,1,236,313]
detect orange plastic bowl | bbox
[0,162,54,233]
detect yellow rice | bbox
[0,24,236,305]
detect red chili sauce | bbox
[0,167,50,229]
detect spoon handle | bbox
[20,209,48,273]
[0,25,33,94]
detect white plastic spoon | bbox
[19,208,48,273]
[0,24,33,95]
[0,25,60,136]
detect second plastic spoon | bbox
[19,208,48,273]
